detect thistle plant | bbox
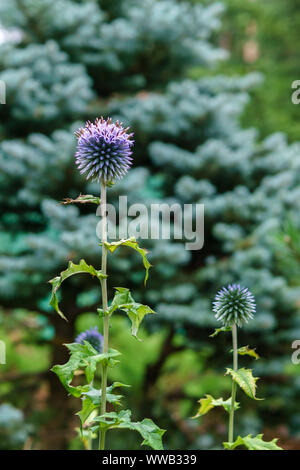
[49,118,165,450]
[193,284,282,451]
[74,117,133,182]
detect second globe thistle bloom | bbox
[213,284,256,328]
[75,117,134,183]
[75,327,103,353]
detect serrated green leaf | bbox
[223,434,283,450]
[51,342,120,396]
[77,382,130,427]
[67,342,120,383]
[103,237,151,285]
[60,194,100,205]
[234,346,260,360]
[92,410,128,432]
[83,382,130,407]
[77,396,98,428]
[225,368,263,400]
[209,326,231,338]
[51,352,88,398]
[105,287,155,338]
[92,410,165,450]
[111,287,135,308]
[192,394,239,418]
[49,259,107,320]
[118,418,165,450]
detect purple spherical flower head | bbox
[75,327,103,353]
[74,117,134,183]
[212,284,256,328]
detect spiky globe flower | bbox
[75,327,103,353]
[212,284,256,328]
[74,117,134,183]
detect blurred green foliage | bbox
[194,0,300,142]
[0,403,33,449]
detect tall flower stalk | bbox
[99,179,108,450]
[213,284,255,443]
[49,118,165,451]
[192,284,282,450]
[228,323,237,443]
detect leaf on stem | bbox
[223,434,283,450]
[99,287,155,338]
[49,259,107,320]
[60,194,100,205]
[103,237,151,285]
[233,345,259,360]
[192,394,240,418]
[225,367,263,400]
[51,342,120,396]
[77,382,130,429]
[209,326,231,338]
[92,410,165,450]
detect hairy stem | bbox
[99,180,109,451]
[228,323,238,443]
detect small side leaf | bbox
[49,259,107,320]
[233,346,259,360]
[51,351,87,398]
[51,342,120,396]
[60,194,100,205]
[223,434,283,450]
[118,419,165,450]
[77,396,98,428]
[92,410,165,450]
[209,326,231,338]
[77,382,130,428]
[225,368,263,400]
[107,287,155,338]
[192,394,239,418]
[104,237,151,285]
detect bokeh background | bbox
[1,0,300,450]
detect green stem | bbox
[99,180,109,451]
[228,323,238,443]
